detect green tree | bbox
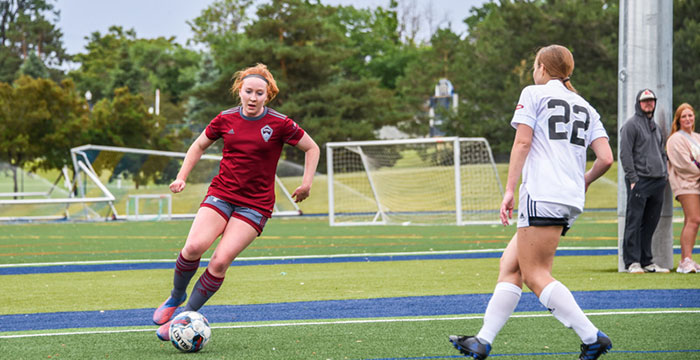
[0,75,88,192]
[187,0,409,169]
[88,87,155,148]
[432,0,618,156]
[395,28,461,136]
[333,1,420,89]
[673,0,700,109]
[184,53,222,135]
[69,26,200,150]
[84,86,189,187]
[70,27,199,104]
[187,0,253,47]
[17,51,49,78]
[0,0,68,82]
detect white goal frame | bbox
[326,137,503,226]
[0,160,116,221]
[70,144,302,220]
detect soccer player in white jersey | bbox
[449,45,614,360]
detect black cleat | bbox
[448,335,491,359]
[579,331,612,360]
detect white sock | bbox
[476,282,522,344]
[539,280,598,344]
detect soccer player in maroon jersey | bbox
[153,63,320,341]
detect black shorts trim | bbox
[528,216,571,236]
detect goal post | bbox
[326,137,503,226]
[0,160,117,221]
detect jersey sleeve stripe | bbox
[221,107,240,115]
[268,109,287,119]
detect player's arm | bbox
[291,133,320,202]
[500,124,533,225]
[584,137,613,191]
[170,131,216,193]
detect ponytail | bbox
[537,45,577,93]
[562,77,577,93]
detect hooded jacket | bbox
[619,89,668,184]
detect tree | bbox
[88,87,155,148]
[395,28,462,136]
[69,26,201,150]
[83,86,190,188]
[17,51,49,78]
[0,75,88,192]
[185,0,410,169]
[183,53,223,136]
[187,0,253,48]
[435,0,618,156]
[0,0,68,82]
[70,27,200,104]
[673,0,700,109]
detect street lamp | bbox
[85,90,92,111]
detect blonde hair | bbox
[230,63,279,104]
[536,45,576,93]
[671,103,696,134]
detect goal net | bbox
[69,145,302,220]
[326,137,503,226]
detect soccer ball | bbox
[169,311,211,352]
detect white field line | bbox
[2,309,698,339]
[0,247,629,268]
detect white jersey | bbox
[511,79,608,211]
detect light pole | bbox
[85,90,92,111]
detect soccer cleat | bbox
[627,262,643,274]
[449,335,491,359]
[676,258,698,273]
[643,263,670,273]
[153,293,187,325]
[156,320,172,341]
[579,330,612,360]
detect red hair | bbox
[230,63,279,104]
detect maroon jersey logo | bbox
[261,125,273,142]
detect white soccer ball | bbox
[169,311,211,352]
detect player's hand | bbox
[170,179,186,193]
[291,184,311,203]
[500,190,515,226]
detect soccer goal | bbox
[0,161,116,221]
[69,144,302,220]
[326,137,503,226]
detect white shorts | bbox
[517,184,581,236]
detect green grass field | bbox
[1,214,699,359]
[0,160,622,220]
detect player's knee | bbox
[497,270,522,286]
[182,243,208,259]
[206,260,228,277]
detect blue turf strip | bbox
[0,249,626,275]
[1,289,698,332]
[367,349,700,359]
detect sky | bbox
[55,0,488,55]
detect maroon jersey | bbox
[204,107,305,217]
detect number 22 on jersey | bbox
[547,99,590,147]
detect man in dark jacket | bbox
[619,88,670,274]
